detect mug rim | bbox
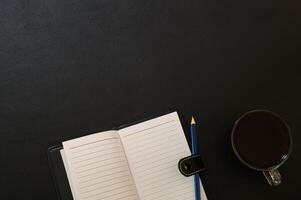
[231,109,293,172]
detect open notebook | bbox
[60,112,207,200]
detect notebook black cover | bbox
[48,145,73,200]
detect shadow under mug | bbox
[231,110,292,186]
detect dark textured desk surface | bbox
[0,0,300,199]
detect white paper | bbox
[62,131,139,200]
[119,112,207,200]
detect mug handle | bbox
[263,169,281,186]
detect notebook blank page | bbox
[119,112,207,200]
[62,131,139,200]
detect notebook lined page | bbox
[62,131,139,200]
[119,112,207,200]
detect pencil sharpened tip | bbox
[191,116,196,124]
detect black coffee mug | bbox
[231,110,292,186]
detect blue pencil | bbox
[191,116,201,200]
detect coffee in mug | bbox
[231,110,292,186]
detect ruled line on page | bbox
[69,137,119,150]
[76,160,127,177]
[71,140,120,154]
[76,168,125,182]
[72,153,122,165]
[62,132,139,200]
[79,173,130,189]
[71,142,122,158]
[75,156,125,170]
[101,188,138,200]
[113,193,138,200]
[143,179,192,198]
[122,120,175,138]
[90,188,137,200]
[159,191,194,200]
[135,163,177,181]
[140,176,191,193]
[119,112,198,200]
[80,177,132,194]
[130,143,187,165]
[123,125,177,145]
[140,173,182,189]
[82,186,135,200]
[132,149,187,168]
[78,170,128,185]
[77,164,127,179]
[133,150,187,169]
[143,184,193,200]
[129,140,184,159]
[134,155,178,173]
[71,146,122,159]
[128,129,177,151]
[137,169,181,187]
[81,178,132,194]
[134,159,176,174]
[124,127,179,147]
[76,160,126,174]
[148,188,194,200]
